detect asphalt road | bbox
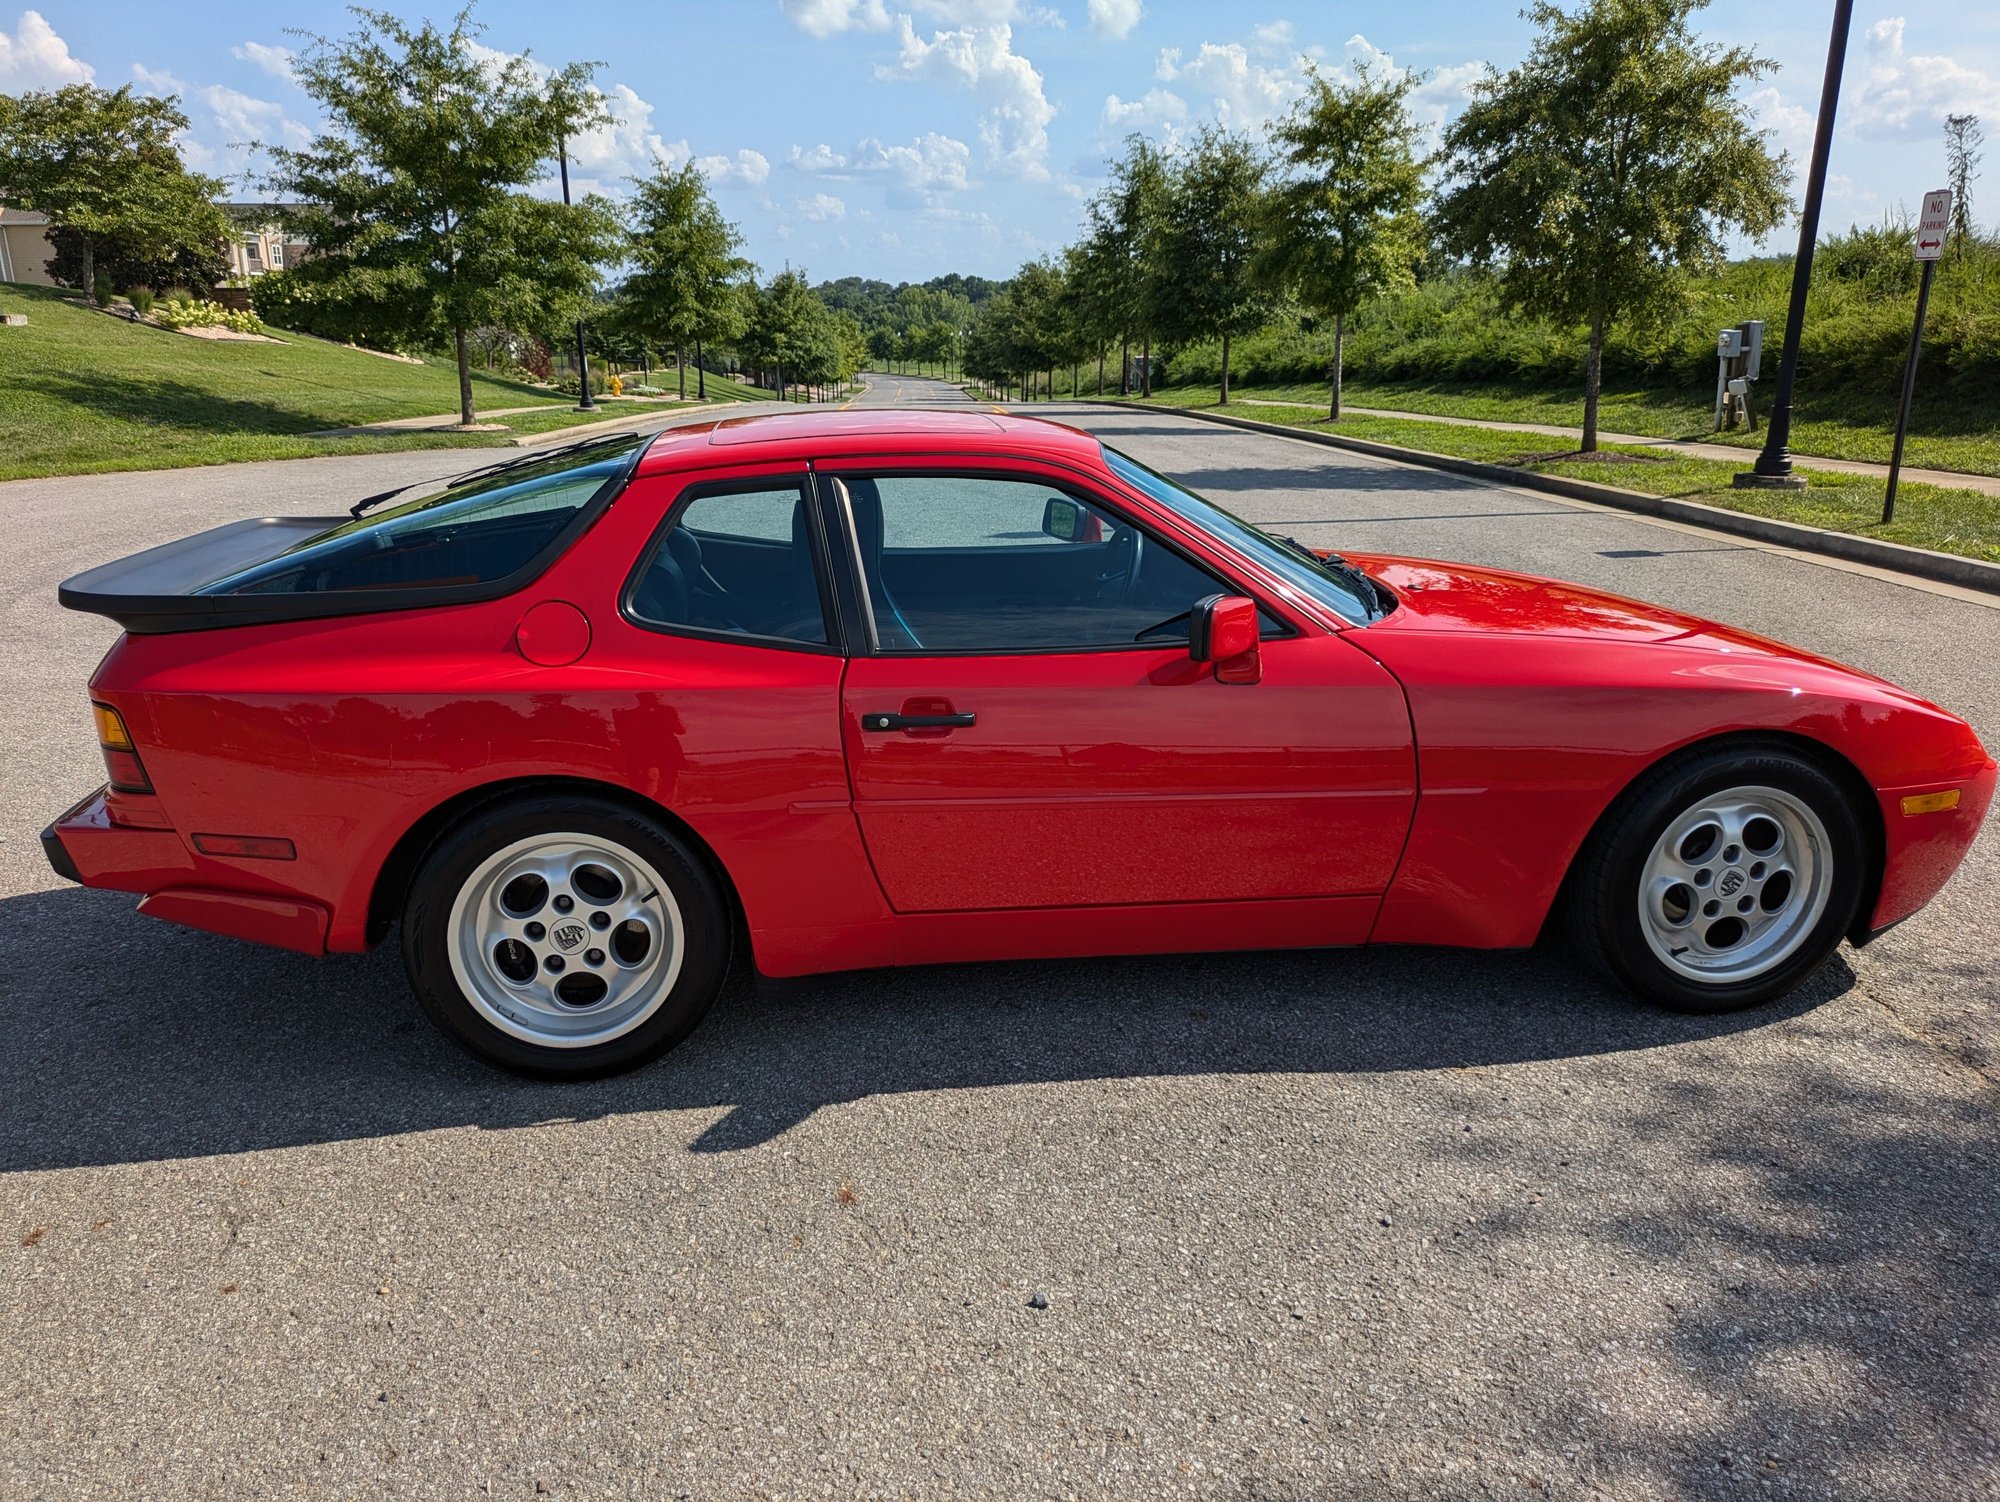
[3,380,1996,1501]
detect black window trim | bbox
[814,461,1301,660]
[619,469,846,657]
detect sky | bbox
[3,1,1996,284]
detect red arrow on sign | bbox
[1919,238,1942,250]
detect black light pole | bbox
[1736,0,1852,490]
[557,131,596,413]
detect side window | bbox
[840,473,1254,654]
[627,480,829,646]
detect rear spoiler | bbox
[58,517,350,634]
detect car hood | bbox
[1344,552,1881,672]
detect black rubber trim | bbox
[40,820,81,884]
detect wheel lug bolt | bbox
[524,921,546,941]
[589,910,610,930]
[1750,861,1766,879]
[1703,900,1721,918]
[1737,896,1755,913]
[544,955,565,973]
[1722,845,1741,864]
[584,948,605,966]
[1694,869,1713,887]
[554,894,574,913]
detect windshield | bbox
[198,433,646,597]
[1102,446,1382,625]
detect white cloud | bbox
[780,0,890,37]
[231,40,295,81]
[695,148,772,187]
[789,142,850,173]
[1101,87,1185,130]
[880,16,1055,177]
[788,132,973,206]
[198,82,312,148]
[1154,39,1300,131]
[1850,15,1998,139]
[1086,0,1142,39]
[0,8,92,87]
[797,190,846,219]
[1746,83,1814,157]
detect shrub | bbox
[159,285,193,305]
[153,296,264,334]
[92,274,114,307]
[552,367,609,396]
[127,287,155,316]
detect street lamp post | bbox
[1736,0,1852,490]
[556,131,596,413]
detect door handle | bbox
[862,710,976,731]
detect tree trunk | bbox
[677,343,687,400]
[1582,310,1605,454]
[79,236,96,299]
[1330,312,1345,421]
[1220,334,1231,406]
[1096,349,1104,397]
[1072,361,1080,399]
[1120,336,1130,396]
[697,340,706,400]
[453,324,474,426]
[1140,336,1152,399]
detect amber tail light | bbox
[91,702,153,794]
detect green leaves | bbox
[619,161,750,353]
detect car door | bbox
[830,466,1417,913]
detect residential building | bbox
[221,204,310,282]
[0,205,58,286]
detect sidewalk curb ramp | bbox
[1069,401,2000,599]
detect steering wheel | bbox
[1098,521,1143,605]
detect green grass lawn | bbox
[0,283,767,481]
[1118,377,2000,478]
[1105,396,2000,565]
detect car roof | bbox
[633,406,1108,477]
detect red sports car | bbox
[45,410,1994,1076]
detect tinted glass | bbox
[1102,446,1377,625]
[200,435,645,597]
[844,474,1237,653]
[627,482,828,646]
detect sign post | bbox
[1885,188,1952,524]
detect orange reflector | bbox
[1900,789,1962,816]
[91,702,133,750]
[192,833,298,861]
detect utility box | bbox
[1714,320,1763,433]
[1741,320,1764,381]
[1717,328,1744,359]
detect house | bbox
[221,204,311,281]
[0,205,58,286]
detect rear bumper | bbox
[42,787,329,955]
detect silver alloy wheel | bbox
[445,832,685,1049]
[1637,784,1833,984]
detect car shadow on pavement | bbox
[0,884,1832,1174]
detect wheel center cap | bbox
[550,920,589,953]
[1718,870,1746,897]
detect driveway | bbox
[2,385,1994,1500]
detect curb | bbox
[507,401,751,448]
[1083,401,2000,598]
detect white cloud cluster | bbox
[231,40,294,81]
[797,190,847,219]
[878,16,1055,177]
[0,8,92,87]
[788,131,974,207]
[1086,0,1142,40]
[1850,15,1997,139]
[779,0,890,38]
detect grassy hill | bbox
[0,282,767,482]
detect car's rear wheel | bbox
[1567,743,1867,1013]
[401,795,730,1077]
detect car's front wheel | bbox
[1568,743,1868,1013]
[401,794,731,1077]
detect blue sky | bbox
[4,1,1995,283]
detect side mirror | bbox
[1188,593,1262,684]
[1041,495,1088,542]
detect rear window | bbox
[198,435,645,597]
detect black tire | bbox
[400,794,731,1078]
[1566,741,1868,1014]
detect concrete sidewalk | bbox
[1232,399,2000,499]
[305,397,690,439]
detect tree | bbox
[620,160,749,397]
[262,9,621,425]
[743,268,820,399]
[0,84,230,296]
[1258,64,1428,419]
[1434,0,1789,451]
[1087,135,1170,395]
[1149,126,1273,405]
[1944,113,1982,264]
